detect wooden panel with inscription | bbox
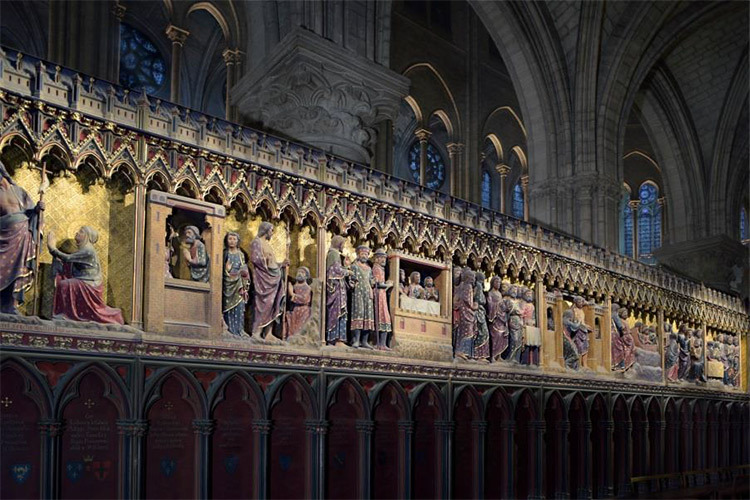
[60,373,121,499]
[145,376,198,499]
[0,367,42,500]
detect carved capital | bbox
[446,142,464,156]
[500,422,516,432]
[117,419,148,437]
[355,420,374,434]
[496,164,511,177]
[112,3,126,21]
[222,48,243,66]
[305,420,329,435]
[252,419,272,435]
[520,175,529,189]
[165,25,190,46]
[397,420,414,434]
[38,419,63,437]
[628,200,640,210]
[414,128,432,143]
[472,420,488,433]
[193,419,215,435]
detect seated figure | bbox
[423,276,439,302]
[407,271,425,299]
[47,226,124,325]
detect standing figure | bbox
[453,268,478,360]
[423,276,440,302]
[690,329,706,382]
[565,296,591,368]
[487,277,509,361]
[611,305,636,371]
[285,267,313,338]
[677,325,691,380]
[664,326,680,382]
[249,222,288,339]
[521,286,540,365]
[407,271,425,299]
[399,268,408,297]
[46,226,124,324]
[349,245,375,349]
[731,336,740,387]
[452,265,462,348]
[504,285,525,363]
[181,225,210,282]
[472,272,490,361]
[326,235,351,345]
[0,160,43,314]
[372,248,393,350]
[222,232,250,336]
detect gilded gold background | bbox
[12,163,135,320]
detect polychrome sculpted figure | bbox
[521,286,540,365]
[665,326,680,382]
[0,160,42,314]
[181,225,209,282]
[222,232,250,336]
[407,271,425,299]
[690,329,706,382]
[46,226,124,324]
[399,268,409,297]
[423,276,439,302]
[452,265,462,346]
[562,308,582,370]
[372,248,393,350]
[285,266,312,338]
[504,285,525,363]
[472,272,490,361]
[453,268,478,360]
[349,245,375,349]
[250,222,288,339]
[677,325,691,380]
[487,277,508,361]
[326,235,351,345]
[565,296,591,368]
[611,305,636,371]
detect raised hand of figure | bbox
[281,259,290,268]
[36,200,45,211]
[384,280,394,289]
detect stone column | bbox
[579,421,593,499]
[436,420,455,498]
[473,421,488,498]
[531,420,545,499]
[39,419,62,499]
[398,421,414,498]
[252,419,272,498]
[556,420,571,498]
[222,49,242,121]
[501,421,515,498]
[602,420,615,497]
[165,25,189,103]
[496,164,510,214]
[193,419,214,499]
[521,175,530,222]
[415,128,432,187]
[621,421,633,497]
[117,419,147,499]
[447,143,464,198]
[356,420,374,499]
[316,225,328,344]
[657,197,667,244]
[306,420,328,498]
[629,200,640,259]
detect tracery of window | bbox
[481,170,492,208]
[741,207,748,243]
[637,182,661,262]
[119,23,167,95]
[620,191,633,258]
[408,140,446,190]
[511,182,524,219]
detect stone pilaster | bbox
[165,25,189,103]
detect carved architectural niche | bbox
[233,28,410,164]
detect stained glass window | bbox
[637,182,661,262]
[512,182,524,219]
[741,207,748,242]
[408,140,446,190]
[481,170,492,208]
[621,191,633,258]
[119,24,167,95]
